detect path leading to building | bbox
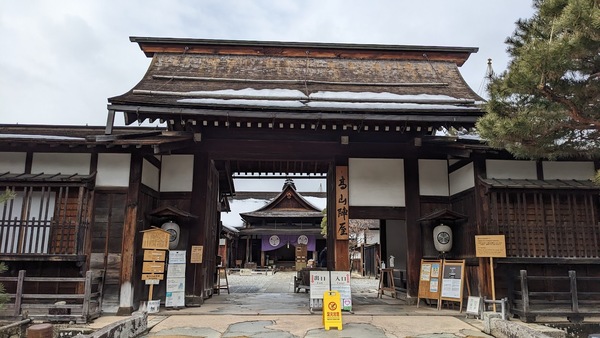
[119,271,492,337]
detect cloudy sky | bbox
[0,0,535,127]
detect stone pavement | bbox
[89,271,494,338]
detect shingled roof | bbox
[108,37,484,129]
[240,179,323,222]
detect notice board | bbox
[438,259,465,311]
[417,259,442,307]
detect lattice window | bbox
[0,182,92,255]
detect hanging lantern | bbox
[433,223,452,253]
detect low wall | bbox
[482,312,566,338]
[73,312,147,338]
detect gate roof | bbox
[109,37,484,130]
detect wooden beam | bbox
[105,110,115,135]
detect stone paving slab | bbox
[141,314,492,338]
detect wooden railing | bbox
[0,270,103,324]
[513,270,600,323]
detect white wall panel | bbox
[32,153,90,175]
[486,160,537,179]
[160,155,194,192]
[543,161,594,180]
[0,152,26,173]
[349,158,405,207]
[142,159,160,191]
[97,154,131,187]
[419,159,449,196]
[449,163,474,195]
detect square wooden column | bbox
[404,157,421,298]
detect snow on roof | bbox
[0,134,86,140]
[177,88,478,110]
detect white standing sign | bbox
[166,250,186,307]
[309,271,352,311]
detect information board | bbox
[475,235,506,258]
[190,245,204,263]
[165,250,186,308]
[438,259,465,311]
[141,228,170,250]
[417,259,442,307]
[309,271,352,311]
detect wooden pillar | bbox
[187,152,209,305]
[473,157,492,297]
[404,157,421,298]
[117,152,142,315]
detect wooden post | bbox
[569,270,579,314]
[117,153,142,315]
[148,284,154,301]
[520,270,529,317]
[490,257,496,312]
[404,157,421,297]
[14,270,25,317]
[82,271,92,320]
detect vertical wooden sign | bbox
[335,166,349,240]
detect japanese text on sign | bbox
[475,235,507,258]
[335,166,349,240]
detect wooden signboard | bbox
[417,259,442,307]
[141,228,170,250]
[142,273,164,280]
[144,249,166,262]
[475,235,507,258]
[142,261,165,273]
[335,166,349,240]
[190,245,204,263]
[438,259,465,311]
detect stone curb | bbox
[73,312,147,338]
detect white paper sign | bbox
[169,250,186,264]
[165,291,185,307]
[167,263,186,278]
[166,277,185,292]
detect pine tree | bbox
[477,0,600,159]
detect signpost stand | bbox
[475,235,507,312]
[140,228,170,313]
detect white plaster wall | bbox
[32,153,90,175]
[97,154,131,187]
[419,159,449,196]
[348,158,405,207]
[486,160,537,179]
[543,161,595,180]
[0,152,26,173]
[142,159,160,191]
[160,155,194,192]
[449,163,474,195]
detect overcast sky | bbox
[0,0,535,127]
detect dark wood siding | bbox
[484,190,600,258]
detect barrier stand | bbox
[323,290,342,331]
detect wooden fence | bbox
[0,270,103,324]
[513,270,600,323]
